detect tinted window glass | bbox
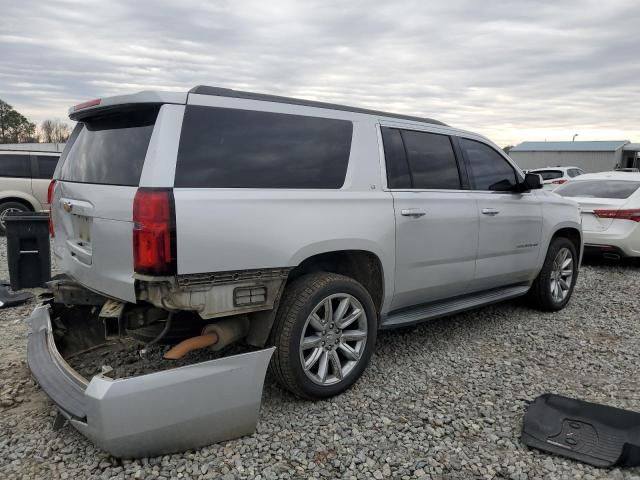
[59,106,159,186]
[175,106,353,189]
[534,170,563,180]
[381,127,411,189]
[461,138,517,191]
[0,154,30,178]
[34,155,59,179]
[555,180,640,199]
[401,130,460,189]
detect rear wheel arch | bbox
[287,249,385,316]
[246,250,385,348]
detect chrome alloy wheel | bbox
[0,207,24,229]
[299,293,368,386]
[550,247,574,303]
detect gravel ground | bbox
[1,237,640,480]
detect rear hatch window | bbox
[555,180,640,199]
[58,106,160,186]
[534,170,563,180]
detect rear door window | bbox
[381,127,411,189]
[555,180,640,199]
[401,130,461,189]
[460,138,518,191]
[58,106,159,186]
[33,155,59,179]
[0,154,30,178]
[381,127,461,189]
[175,106,353,189]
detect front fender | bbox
[537,219,583,271]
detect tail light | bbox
[594,209,640,222]
[133,188,176,275]
[47,180,56,236]
[552,179,567,185]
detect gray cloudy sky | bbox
[1,0,639,146]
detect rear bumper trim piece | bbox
[27,304,275,458]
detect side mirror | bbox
[522,173,543,191]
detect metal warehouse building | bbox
[509,140,640,173]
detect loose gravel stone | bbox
[0,237,639,479]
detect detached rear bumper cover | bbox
[27,305,274,458]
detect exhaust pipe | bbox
[603,252,621,260]
[163,333,219,360]
[163,316,250,360]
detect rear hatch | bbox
[51,105,160,302]
[554,179,640,232]
[534,170,565,190]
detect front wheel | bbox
[528,237,578,311]
[269,272,377,399]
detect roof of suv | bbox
[69,86,447,127]
[189,86,448,126]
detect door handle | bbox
[481,208,500,216]
[401,208,427,218]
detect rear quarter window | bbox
[0,154,30,178]
[58,106,159,186]
[175,106,353,189]
[555,180,640,199]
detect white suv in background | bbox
[555,171,640,258]
[529,166,585,190]
[0,150,60,234]
[27,87,583,457]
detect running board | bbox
[381,285,530,329]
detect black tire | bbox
[269,272,377,399]
[0,201,30,236]
[528,237,578,311]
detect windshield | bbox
[58,106,159,186]
[533,170,563,180]
[555,180,640,199]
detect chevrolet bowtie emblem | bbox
[62,201,73,212]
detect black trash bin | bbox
[5,212,51,289]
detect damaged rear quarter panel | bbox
[137,268,289,319]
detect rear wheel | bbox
[528,237,578,311]
[0,201,30,235]
[269,272,377,399]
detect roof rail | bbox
[189,86,447,127]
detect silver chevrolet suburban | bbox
[29,86,582,457]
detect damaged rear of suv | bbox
[28,86,582,458]
[32,88,384,457]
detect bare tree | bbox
[40,119,55,143]
[40,119,71,143]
